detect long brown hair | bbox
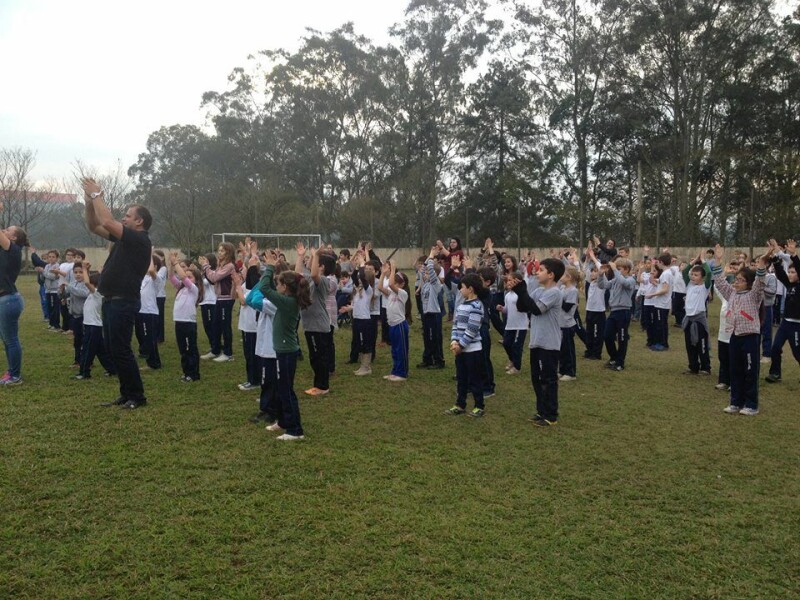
[395,271,413,324]
[277,271,312,309]
[218,242,236,266]
[188,266,205,305]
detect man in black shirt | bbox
[82,178,153,409]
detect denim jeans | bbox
[0,292,24,378]
[102,298,146,403]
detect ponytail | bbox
[278,271,312,309]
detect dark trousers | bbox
[258,355,278,416]
[39,284,48,319]
[415,290,423,320]
[530,348,559,421]
[502,328,527,370]
[390,321,410,377]
[489,291,505,335]
[60,299,71,331]
[136,313,161,369]
[380,307,390,344]
[760,306,773,357]
[71,315,84,363]
[649,307,669,346]
[584,310,606,359]
[275,351,303,436]
[79,324,115,377]
[684,323,711,373]
[729,334,760,409]
[214,299,235,357]
[47,293,60,328]
[352,318,377,355]
[156,296,166,343]
[768,320,800,379]
[559,326,577,377]
[455,350,485,410]
[672,292,686,324]
[305,330,331,390]
[642,304,654,340]
[480,324,494,394]
[773,296,783,324]
[574,311,586,345]
[604,309,631,367]
[242,330,258,385]
[327,325,336,374]
[176,321,200,380]
[201,303,216,353]
[718,340,730,386]
[421,312,444,366]
[102,299,146,403]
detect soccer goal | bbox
[210,232,323,253]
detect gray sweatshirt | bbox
[596,270,636,311]
[420,259,443,314]
[66,281,89,317]
[43,263,60,293]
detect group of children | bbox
[34,234,800,437]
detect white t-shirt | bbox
[653,269,673,310]
[638,272,650,297]
[155,266,168,298]
[352,286,374,320]
[671,265,686,294]
[386,288,409,326]
[237,285,258,332]
[503,290,530,330]
[58,261,74,287]
[83,291,103,327]
[172,277,199,323]
[139,276,159,315]
[255,298,278,359]
[200,277,217,305]
[684,283,708,317]
[716,289,732,343]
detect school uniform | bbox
[420,258,445,368]
[78,289,115,378]
[451,298,485,410]
[238,284,259,386]
[245,288,279,418]
[583,269,607,360]
[66,280,88,364]
[559,285,579,377]
[301,274,333,391]
[43,263,61,329]
[596,269,636,369]
[653,267,673,348]
[386,288,410,378]
[171,275,200,380]
[671,265,687,326]
[767,254,800,381]
[502,290,529,370]
[155,265,168,343]
[200,276,218,353]
[681,264,712,373]
[136,275,161,369]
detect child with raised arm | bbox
[582,254,606,360]
[257,253,312,441]
[765,238,800,384]
[199,242,236,362]
[418,245,445,369]
[199,253,218,359]
[65,261,89,368]
[343,253,377,376]
[558,266,581,381]
[377,261,412,381]
[680,253,713,375]
[500,271,529,374]
[444,273,487,417]
[591,249,636,372]
[136,259,161,370]
[168,252,203,382]
[510,258,565,427]
[73,268,116,380]
[43,250,62,330]
[233,256,260,392]
[712,244,769,415]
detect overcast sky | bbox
[0,0,407,184]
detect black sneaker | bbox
[605,361,617,369]
[528,414,544,423]
[121,399,147,409]
[468,407,485,418]
[444,405,466,415]
[612,365,625,372]
[532,418,557,427]
[100,397,126,407]
[416,362,432,369]
[765,374,781,383]
[71,374,90,380]
[428,363,445,370]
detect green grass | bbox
[2,275,799,599]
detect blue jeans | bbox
[102,298,146,403]
[0,292,24,378]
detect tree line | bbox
[7,1,800,256]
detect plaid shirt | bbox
[712,266,766,336]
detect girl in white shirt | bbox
[136,260,161,369]
[499,271,529,374]
[235,265,260,391]
[377,262,411,381]
[168,253,202,381]
[153,251,168,344]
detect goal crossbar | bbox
[211,232,322,252]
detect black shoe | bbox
[416,362,432,369]
[100,396,126,407]
[532,417,557,427]
[249,411,272,423]
[428,363,445,370]
[765,374,781,383]
[121,399,147,409]
[528,414,544,423]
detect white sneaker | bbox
[213,354,233,362]
[386,375,407,382]
[760,356,771,364]
[559,374,576,381]
[354,367,372,376]
[276,433,304,441]
[714,383,730,391]
[265,422,283,431]
[739,407,759,416]
[238,382,255,391]
[723,405,740,414]
[506,367,520,375]
[200,352,218,360]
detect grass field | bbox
[2,274,799,599]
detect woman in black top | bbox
[0,202,29,385]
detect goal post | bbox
[210,232,323,254]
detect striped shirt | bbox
[450,298,483,352]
